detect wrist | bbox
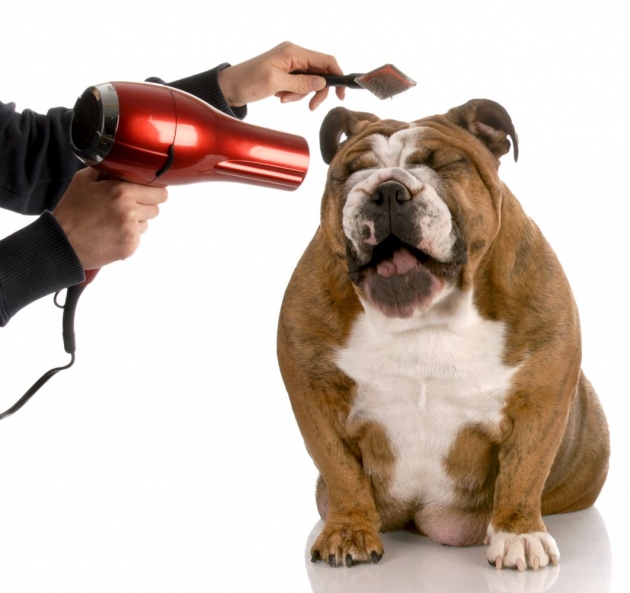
[217,66,244,108]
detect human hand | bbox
[53,168,168,271]
[217,41,345,111]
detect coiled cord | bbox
[0,284,85,422]
[0,353,75,421]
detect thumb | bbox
[283,73,327,94]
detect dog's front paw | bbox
[311,517,384,568]
[485,528,559,571]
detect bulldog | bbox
[277,100,609,571]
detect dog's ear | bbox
[445,99,519,162]
[320,107,380,165]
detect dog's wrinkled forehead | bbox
[338,125,444,192]
[320,102,518,172]
[365,126,431,167]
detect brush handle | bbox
[319,73,364,89]
[290,71,364,89]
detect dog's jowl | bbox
[277,100,609,571]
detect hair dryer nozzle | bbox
[70,82,310,191]
[71,84,120,165]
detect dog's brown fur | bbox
[277,100,609,569]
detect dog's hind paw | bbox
[486,529,559,571]
[310,517,384,568]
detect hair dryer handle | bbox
[79,268,100,287]
[62,268,100,353]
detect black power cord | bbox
[0,283,86,422]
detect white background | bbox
[1,1,628,592]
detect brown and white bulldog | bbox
[277,100,609,571]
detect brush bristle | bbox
[356,64,416,100]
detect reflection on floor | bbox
[305,507,611,593]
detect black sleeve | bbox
[0,101,85,327]
[0,101,84,215]
[0,212,85,326]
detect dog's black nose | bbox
[365,181,417,247]
[370,181,411,206]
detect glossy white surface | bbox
[306,508,612,593]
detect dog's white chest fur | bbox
[336,290,517,506]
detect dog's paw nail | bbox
[550,554,559,566]
[329,554,337,568]
[345,554,353,568]
[370,551,383,564]
[495,555,503,570]
[516,558,525,572]
[533,556,540,570]
[311,551,321,563]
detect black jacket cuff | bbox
[146,63,248,120]
[0,212,84,326]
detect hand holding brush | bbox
[218,41,346,110]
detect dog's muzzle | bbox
[344,178,467,317]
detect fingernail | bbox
[311,77,326,91]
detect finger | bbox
[93,178,167,207]
[133,185,168,206]
[77,166,103,182]
[287,47,344,76]
[309,87,332,111]
[276,72,326,96]
[136,203,161,222]
[310,54,343,76]
[277,91,308,104]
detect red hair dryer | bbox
[69,81,310,190]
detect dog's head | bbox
[319,99,518,319]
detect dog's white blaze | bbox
[370,127,429,167]
[337,290,517,506]
[342,128,457,262]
